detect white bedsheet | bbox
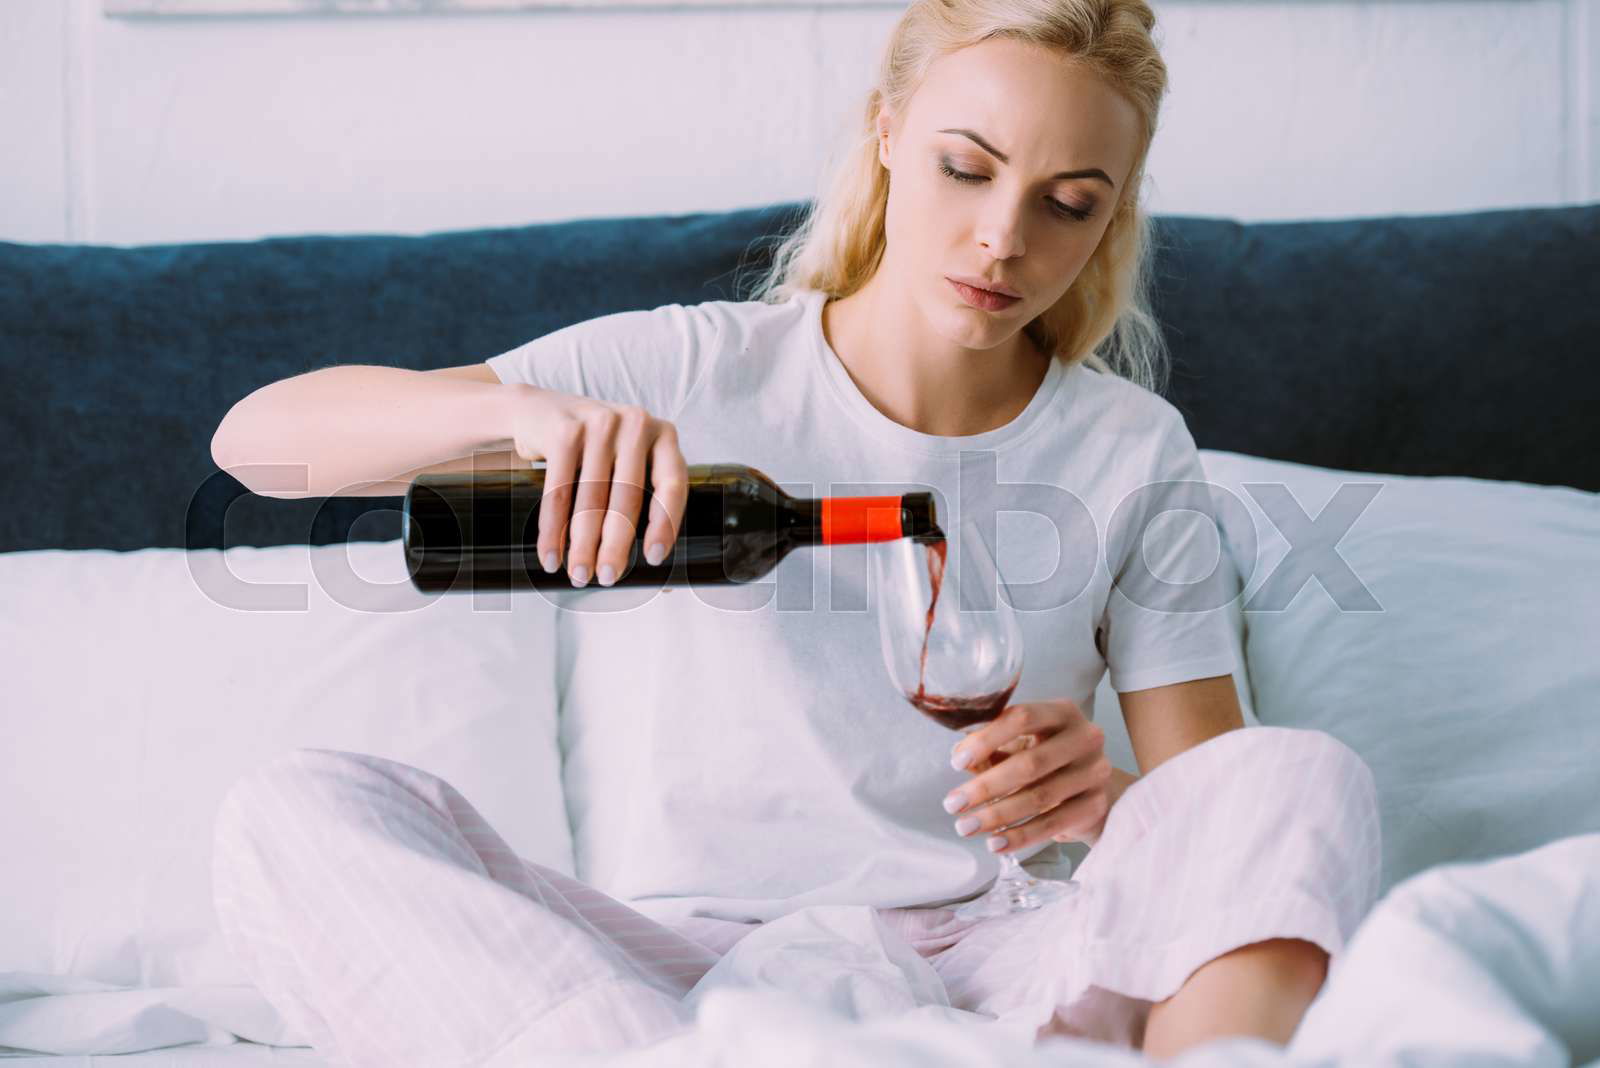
[5,832,1598,1068]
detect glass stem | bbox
[994,852,1032,899]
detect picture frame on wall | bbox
[105,0,871,12]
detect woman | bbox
[209,2,1381,1064]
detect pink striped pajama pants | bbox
[210,725,1381,1067]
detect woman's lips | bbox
[948,278,1021,312]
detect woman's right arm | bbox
[210,363,523,500]
[210,361,690,587]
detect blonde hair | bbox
[740,0,1172,395]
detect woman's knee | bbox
[1242,727,1384,895]
[1223,728,1380,846]
[1217,727,1376,807]
[1166,727,1382,862]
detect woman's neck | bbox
[820,283,1051,438]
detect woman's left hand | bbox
[943,698,1113,855]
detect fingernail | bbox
[597,564,616,586]
[942,791,966,815]
[570,565,590,587]
[987,836,1007,852]
[950,748,973,771]
[542,551,558,573]
[955,815,980,836]
[645,542,665,566]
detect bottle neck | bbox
[788,493,940,547]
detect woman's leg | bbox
[1096,725,1382,1058]
[899,725,1381,1053]
[1140,936,1330,1060]
[211,747,725,1068]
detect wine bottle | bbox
[402,462,941,593]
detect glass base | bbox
[951,865,1078,920]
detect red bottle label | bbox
[821,496,904,544]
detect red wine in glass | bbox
[906,535,1020,729]
[908,685,1019,732]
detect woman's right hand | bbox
[507,386,688,587]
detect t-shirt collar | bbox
[803,287,1071,458]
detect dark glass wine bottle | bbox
[402,462,941,593]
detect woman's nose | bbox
[973,203,1027,260]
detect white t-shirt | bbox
[486,288,1240,927]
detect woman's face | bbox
[876,37,1143,348]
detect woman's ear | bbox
[876,106,894,170]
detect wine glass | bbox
[873,517,1077,919]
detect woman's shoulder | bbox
[673,290,819,382]
[1068,359,1190,442]
[682,289,815,343]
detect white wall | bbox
[3,0,1597,246]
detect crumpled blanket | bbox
[4,833,1598,1068]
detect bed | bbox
[2,200,1598,1065]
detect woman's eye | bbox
[936,160,1094,223]
[938,160,985,185]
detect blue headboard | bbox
[1,200,1594,552]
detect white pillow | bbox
[0,538,569,991]
[1197,449,1600,895]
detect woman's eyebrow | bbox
[936,128,1115,189]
